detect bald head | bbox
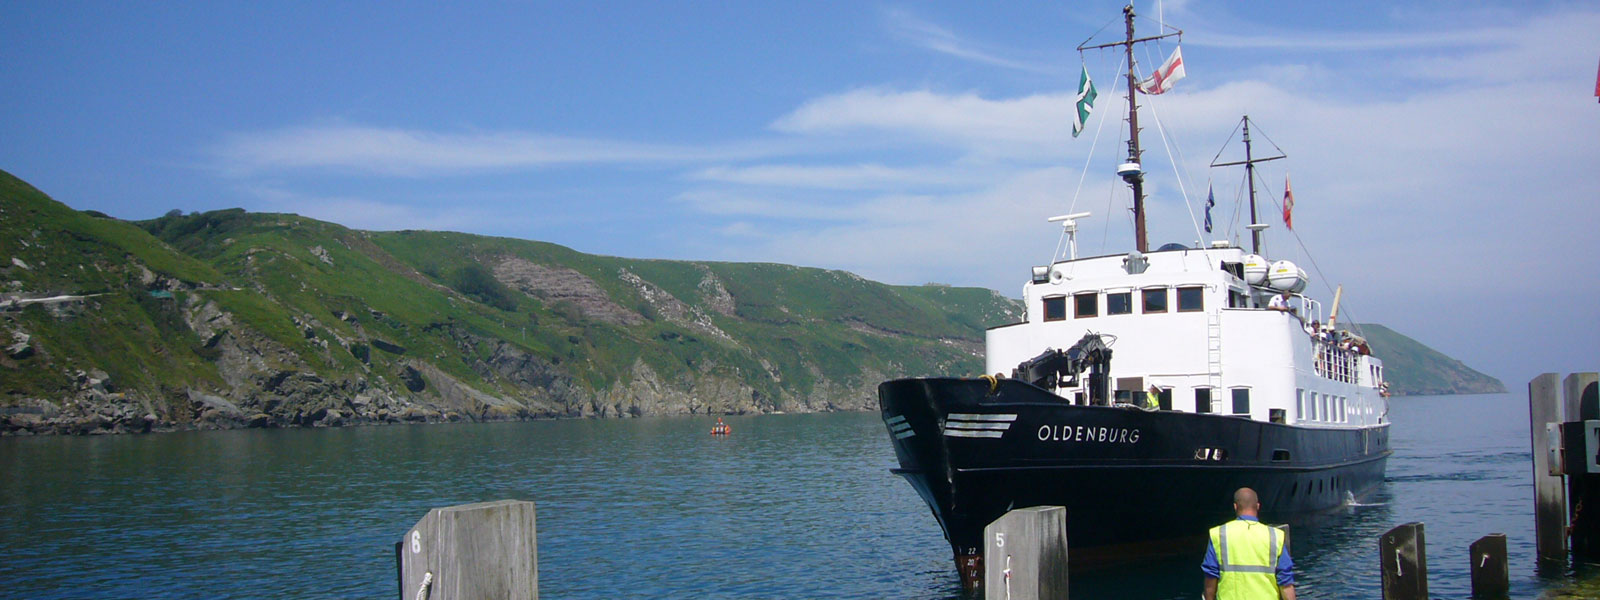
[1233,487,1260,517]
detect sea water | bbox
[0,393,1565,598]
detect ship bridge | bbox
[986,244,1386,429]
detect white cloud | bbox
[771,88,1075,157]
[690,163,997,190]
[1190,26,1512,52]
[882,8,1053,73]
[216,124,791,176]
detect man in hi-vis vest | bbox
[1202,487,1296,600]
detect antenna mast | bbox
[1078,4,1180,254]
[1211,115,1285,254]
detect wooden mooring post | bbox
[1469,533,1508,599]
[983,506,1069,600]
[397,500,538,600]
[1379,522,1426,600]
[1530,373,1568,563]
[1530,372,1600,565]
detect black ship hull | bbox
[880,376,1389,588]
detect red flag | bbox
[1282,175,1295,230]
[1594,57,1599,102]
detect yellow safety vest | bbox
[1209,519,1285,600]
[1145,391,1160,409]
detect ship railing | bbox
[1313,342,1362,384]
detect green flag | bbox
[1073,65,1097,138]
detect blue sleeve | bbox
[1277,544,1295,586]
[1202,539,1220,579]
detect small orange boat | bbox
[710,417,731,436]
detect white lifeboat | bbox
[1242,254,1269,285]
[1266,260,1309,293]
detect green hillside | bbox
[0,169,1499,434]
[1350,322,1505,396]
[0,169,1018,434]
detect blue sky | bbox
[4,1,1597,389]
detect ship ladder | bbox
[1206,311,1224,411]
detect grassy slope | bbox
[124,207,1015,412]
[0,171,226,410]
[363,229,1015,401]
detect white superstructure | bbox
[986,243,1386,429]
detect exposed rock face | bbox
[697,268,737,316]
[6,330,31,359]
[492,258,642,325]
[309,245,333,265]
[399,365,426,392]
[619,268,732,342]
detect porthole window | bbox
[1177,286,1204,312]
[1074,292,1098,318]
[1107,292,1132,315]
[1231,388,1250,415]
[1043,296,1066,322]
[1142,287,1168,313]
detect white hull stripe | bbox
[947,413,1018,422]
[886,415,915,439]
[944,422,1010,431]
[945,429,1005,438]
[943,413,1018,438]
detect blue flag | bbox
[1204,185,1215,233]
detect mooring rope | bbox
[415,571,433,600]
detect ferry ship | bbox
[878,5,1390,591]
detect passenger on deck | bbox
[1267,291,1295,316]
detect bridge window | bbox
[1177,286,1204,312]
[1074,292,1098,318]
[1231,388,1250,415]
[1194,388,1213,414]
[1107,292,1132,315]
[1142,287,1168,313]
[1043,296,1066,322]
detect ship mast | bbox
[1078,4,1180,253]
[1211,116,1285,254]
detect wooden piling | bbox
[1530,373,1567,563]
[983,506,1069,600]
[1469,533,1508,599]
[399,499,538,600]
[1566,373,1600,556]
[1379,522,1427,600]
